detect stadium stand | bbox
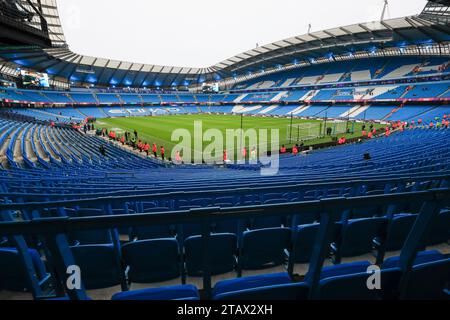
[0,0,449,302]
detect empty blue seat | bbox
[214,281,309,300]
[374,214,417,251]
[401,258,450,299]
[239,227,291,270]
[331,217,387,262]
[428,210,450,245]
[111,285,199,300]
[0,248,49,291]
[382,250,446,269]
[122,239,181,283]
[286,223,320,263]
[71,244,123,290]
[212,272,292,297]
[184,233,237,276]
[317,268,401,300]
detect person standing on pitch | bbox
[152,143,157,157]
[160,146,165,161]
[292,144,299,155]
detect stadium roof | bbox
[0,1,449,88]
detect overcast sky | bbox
[57,0,428,68]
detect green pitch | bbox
[95,115,384,159]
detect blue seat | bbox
[212,272,292,297]
[214,281,309,300]
[319,261,372,280]
[111,285,199,300]
[239,227,291,270]
[0,248,49,291]
[375,214,417,251]
[317,268,401,300]
[184,233,237,276]
[71,244,123,290]
[286,223,320,263]
[401,258,450,299]
[428,210,450,245]
[382,250,446,269]
[122,239,181,283]
[331,217,387,261]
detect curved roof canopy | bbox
[0,1,449,88]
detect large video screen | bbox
[202,83,219,93]
[20,70,50,88]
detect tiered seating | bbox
[0,111,449,300]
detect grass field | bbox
[96,115,384,160]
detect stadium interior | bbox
[0,0,449,301]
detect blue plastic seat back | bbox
[122,239,180,283]
[339,217,387,257]
[71,244,122,290]
[291,223,320,263]
[402,258,450,300]
[212,272,292,297]
[184,233,237,276]
[111,284,199,300]
[240,228,291,269]
[385,214,417,251]
[428,210,450,245]
[382,250,446,269]
[214,282,309,300]
[318,268,402,300]
[0,248,47,291]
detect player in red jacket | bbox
[143,142,150,156]
[292,145,299,155]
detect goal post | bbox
[286,123,322,144]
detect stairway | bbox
[117,94,125,105]
[91,92,101,105]
[303,90,319,102]
[438,87,450,98]
[340,105,370,118]
[290,105,309,115]
[234,94,248,103]
[98,107,110,118]
[270,92,288,102]
[66,93,77,104]
[382,105,404,121]
[400,86,414,99]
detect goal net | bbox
[286,123,322,143]
[286,121,350,144]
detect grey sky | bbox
[57,0,428,68]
